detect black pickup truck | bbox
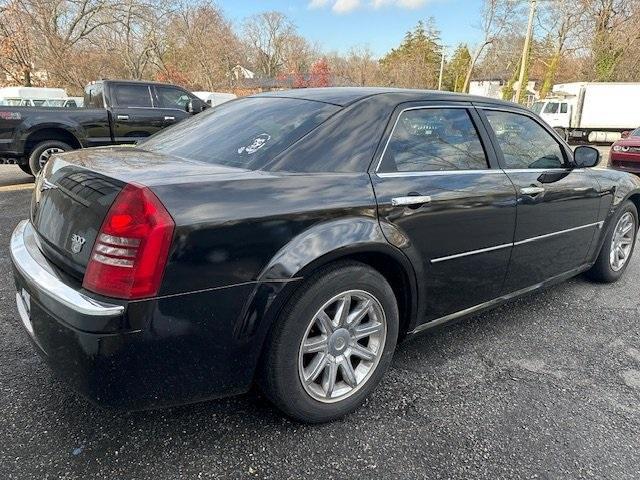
[0,79,207,175]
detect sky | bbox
[222,0,485,57]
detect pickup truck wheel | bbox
[28,140,71,175]
[260,261,399,423]
[18,164,33,176]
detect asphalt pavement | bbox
[1,150,639,479]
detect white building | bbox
[231,65,255,80]
[469,79,538,105]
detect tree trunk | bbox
[539,51,560,99]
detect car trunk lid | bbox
[30,147,247,279]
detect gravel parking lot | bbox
[1,148,639,479]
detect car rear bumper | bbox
[10,220,264,410]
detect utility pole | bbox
[515,0,537,103]
[438,46,447,91]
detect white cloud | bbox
[308,0,332,8]
[333,0,361,13]
[309,0,430,13]
[372,0,429,8]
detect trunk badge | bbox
[70,234,86,253]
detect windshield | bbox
[140,97,339,169]
[631,128,640,137]
[531,102,544,114]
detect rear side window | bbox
[140,97,339,169]
[485,110,565,169]
[156,86,191,110]
[85,84,104,108]
[113,84,152,108]
[379,108,488,172]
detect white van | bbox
[192,91,237,107]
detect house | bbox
[230,65,255,80]
[469,78,539,106]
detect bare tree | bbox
[158,1,243,90]
[243,11,295,77]
[0,0,37,85]
[463,0,521,92]
[579,0,640,81]
[536,0,585,97]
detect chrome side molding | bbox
[430,221,604,264]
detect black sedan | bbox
[10,88,640,423]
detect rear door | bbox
[109,83,164,143]
[371,102,517,324]
[477,106,601,292]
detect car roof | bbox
[253,87,523,109]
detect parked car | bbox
[531,82,640,143]
[610,127,640,174]
[10,88,640,423]
[0,79,207,175]
[192,91,237,107]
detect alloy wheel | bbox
[38,147,64,169]
[297,290,387,403]
[610,212,636,271]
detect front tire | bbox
[586,201,638,283]
[18,163,33,176]
[260,261,399,423]
[28,140,71,176]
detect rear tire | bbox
[28,140,71,176]
[260,261,399,423]
[586,201,638,283]
[18,163,33,176]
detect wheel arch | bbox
[259,225,419,339]
[24,127,82,157]
[626,192,640,218]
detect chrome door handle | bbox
[520,186,545,195]
[164,116,175,121]
[116,114,129,121]
[391,195,432,207]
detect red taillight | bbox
[82,184,175,299]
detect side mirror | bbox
[186,99,194,113]
[621,131,630,138]
[573,145,600,168]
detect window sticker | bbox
[238,133,271,155]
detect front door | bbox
[371,104,517,324]
[110,83,164,143]
[153,85,194,129]
[479,107,601,292]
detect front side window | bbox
[531,102,544,114]
[379,108,488,172]
[543,102,559,114]
[113,84,152,108]
[560,103,568,114]
[485,110,565,169]
[140,97,339,169]
[156,86,191,110]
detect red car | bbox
[611,128,640,174]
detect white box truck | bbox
[531,82,640,143]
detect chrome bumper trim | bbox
[10,220,124,317]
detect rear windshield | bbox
[139,97,339,169]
